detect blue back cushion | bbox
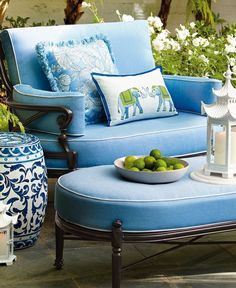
[0,21,155,90]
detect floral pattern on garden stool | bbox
[0,132,48,249]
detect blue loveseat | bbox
[0,20,221,175]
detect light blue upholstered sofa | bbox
[0,20,222,176]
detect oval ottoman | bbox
[54,156,236,288]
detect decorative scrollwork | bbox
[0,133,48,249]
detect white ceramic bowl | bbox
[114,156,189,184]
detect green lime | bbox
[150,149,162,160]
[166,165,174,170]
[174,163,185,170]
[168,158,180,166]
[154,159,167,169]
[142,168,152,172]
[129,167,140,171]
[144,156,156,169]
[161,157,172,166]
[124,155,136,169]
[155,166,167,172]
[133,158,145,170]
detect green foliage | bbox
[151,20,236,82]
[32,19,56,27]
[0,15,56,29]
[186,0,215,25]
[0,103,24,132]
[3,16,30,28]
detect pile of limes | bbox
[124,149,185,172]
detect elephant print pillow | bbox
[92,67,178,126]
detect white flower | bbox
[214,51,219,55]
[147,16,163,29]
[121,14,134,22]
[192,32,198,38]
[192,38,200,47]
[225,44,236,54]
[192,37,209,47]
[116,10,121,16]
[201,38,209,47]
[199,54,209,64]
[156,29,170,41]
[153,17,163,29]
[227,35,236,47]
[81,1,92,8]
[147,16,155,24]
[229,58,236,66]
[148,26,155,35]
[169,39,181,51]
[176,27,190,41]
[190,22,196,29]
[152,38,165,52]
[188,50,193,55]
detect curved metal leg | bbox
[54,221,64,270]
[112,220,123,288]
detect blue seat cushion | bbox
[32,112,207,170]
[55,156,236,232]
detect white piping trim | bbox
[36,124,206,143]
[69,125,206,142]
[56,178,236,203]
[14,85,84,99]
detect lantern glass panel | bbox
[0,230,8,259]
[211,124,226,165]
[231,125,236,165]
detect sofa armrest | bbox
[13,84,85,136]
[163,75,222,114]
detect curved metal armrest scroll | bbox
[6,100,73,133]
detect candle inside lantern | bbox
[0,231,8,259]
[214,131,236,165]
[231,129,236,164]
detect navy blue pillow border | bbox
[91,66,163,124]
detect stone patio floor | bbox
[1,180,236,288]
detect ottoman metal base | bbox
[54,212,236,288]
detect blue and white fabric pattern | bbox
[92,67,178,126]
[36,35,117,124]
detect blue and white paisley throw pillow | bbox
[36,35,117,125]
[92,67,178,126]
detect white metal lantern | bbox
[0,201,18,265]
[191,67,236,184]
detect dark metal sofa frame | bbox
[55,212,236,288]
[0,43,77,178]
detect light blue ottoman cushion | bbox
[33,112,207,169]
[55,156,236,232]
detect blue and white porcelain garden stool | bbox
[0,132,48,249]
